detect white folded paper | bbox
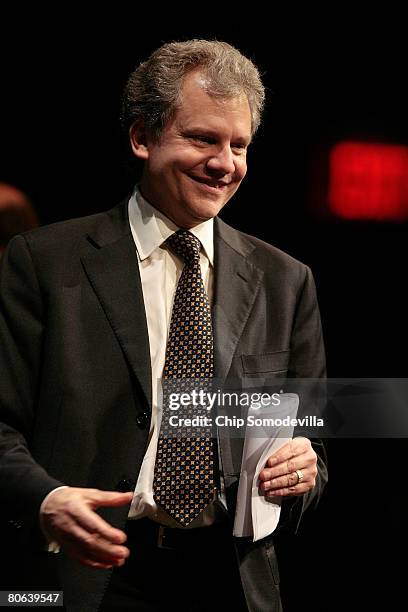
[233,393,299,541]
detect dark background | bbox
[1,12,406,611]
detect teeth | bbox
[190,175,226,188]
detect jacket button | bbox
[136,412,148,429]
[116,479,136,493]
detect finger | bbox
[72,506,128,544]
[68,538,129,566]
[81,560,115,569]
[260,470,302,492]
[260,470,301,492]
[265,482,309,497]
[66,547,117,569]
[56,522,130,564]
[264,440,295,467]
[259,451,309,482]
[265,437,310,468]
[68,547,127,569]
[87,490,134,508]
[83,556,127,569]
[79,533,130,562]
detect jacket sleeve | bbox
[0,235,63,526]
[278,265,328,533]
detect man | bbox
[0,40,327,611]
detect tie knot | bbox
[167,230,201,264]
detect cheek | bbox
[235,159,247,182]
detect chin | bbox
[188,202,225,223]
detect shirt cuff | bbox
[39,485,69,553]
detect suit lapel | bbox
[78,208,263,426]
[213,218,264,487]
[80,202,152,409]
[213,217,264,383]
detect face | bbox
[130,71,252,228]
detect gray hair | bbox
[121,39,265,140]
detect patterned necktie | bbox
[153,230,215,527]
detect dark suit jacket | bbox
[0,200,327,611]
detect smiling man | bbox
[130,68,252,228]
[0,41,327,611]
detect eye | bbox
[232,143,248,153]
[191,135,216,145]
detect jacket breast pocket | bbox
[241,351,289,377]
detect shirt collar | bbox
[128,186,214,265]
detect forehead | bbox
[173,71,252,137]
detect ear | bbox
[129,120,150,160]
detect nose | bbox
[206,145,235,176]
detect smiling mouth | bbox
[188,175,230,189]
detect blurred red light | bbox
[328,142,408,220]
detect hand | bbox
[41,487,134,569]
[258,437,317,498]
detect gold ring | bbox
[295,469,304,483]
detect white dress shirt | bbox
[128,187,225,527]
